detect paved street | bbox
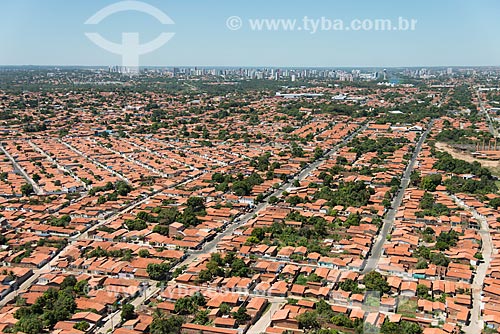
[245,301,284,334]
[476,88,499,138]
[362,120,434,273]
[95,122,367,332]
[452,195,494,334]
[0,144,43,195]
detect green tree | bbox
[21,183,34,196]
[197,269,212,283]
[232,306,251,325]
[150,312,184,334]
[381,320,422,334]
[363,271,390,294]
[174,297,196,315]
[416,259,428,269]
[429,252,450,267]
[115,181,132,196]
[269,196,279,204]
[60,275,77,290]
[490,197,500,209]
[339,278,361,293]
[420,174,442,191]
[74,280,89,296]
[400,321,423,334]
[147,263,171,280]
[191,292,206,307]
[314,147,324,160]
[194,310,209,325]
[124,218,147,231]
[73,321,90,331]
[296,311,320,330]
[138,249,150,258]
[219,303,231,315]
[416,284,429,298]
[32,173,41,183]
[14,314,43,334]
[121,303,135,321]
[186,196,205,213]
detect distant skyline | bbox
[1,0,499,68]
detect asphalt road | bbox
[0,167,205,308]
[476,88,499,138]
[0,145,43,195]
[3,122,365,331]
[0,189,164,308]
[95,122,367,332]
[361,120,434,273]
[188,123,367,258]
[452,195,493,334]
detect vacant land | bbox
[436,142,500,177]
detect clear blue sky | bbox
[1,0,499,67]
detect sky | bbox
[0,0,499,68]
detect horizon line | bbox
[1,64,500,69]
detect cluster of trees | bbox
[380,319,422,334]
[319,102,367,117]
[21,183,34,196]
[146,262,171,280]
[173,292,206,315]
[363,271,390,294]
[338,278,364,294]
[290,142,305,158]
[415,244,451,268]
[417,192,450,217]
[232,173,264,196]
[279,105,306,121]
[97,191,119,204]
[211,172,265,196]
[85,246,133,261]
[121,304,136,321]
[314,181,374,208]
[433,151,492,177]
[172,292,250,325]
[317,166,344,188]
[198,252,251,283]
[296,300,363,332]
[444,175,498,195]
[149,311,184,334]
[248,153,286,180]
[249,152,273,172]
[124,218,148,231]
[295,273,323,286]
[420,174,442,192]
[88,180,132,197]
[432,151,498,194]
[435,128,491,145]
[489,197,500,209]
[13,276,86,334]
[24,122,47,133]
[349,136,409,158]
[246,212,333,255]
[446,84,476,111]
[124,196,206,232]
[49,214,72,227]
[376,101,445,124]
[435,230,460,251]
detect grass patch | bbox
[397,298,418,318]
